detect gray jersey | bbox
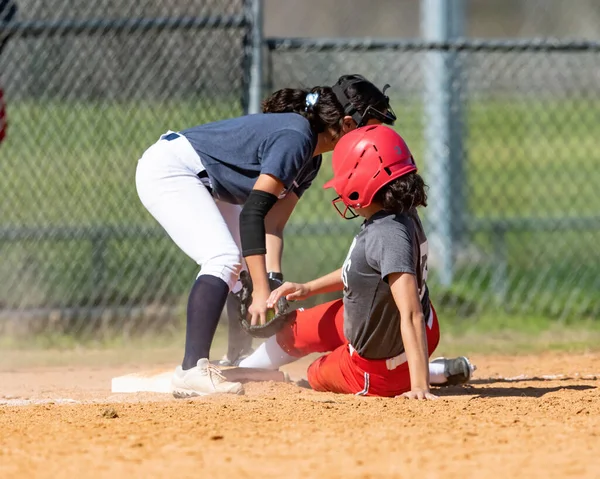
[342,209,430,360]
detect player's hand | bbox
[398,389,438,401]
[267,281,311,307]
[248,289,270,326]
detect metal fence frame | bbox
[3,21,600,300]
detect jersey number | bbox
[341,237,357,290]
[419,240,429,299]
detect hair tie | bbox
[305,92,319,111]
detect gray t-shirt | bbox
[342,209,431,360]
[181,113,321,204]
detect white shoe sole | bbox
[172,387,211,398]
[172,385,245,398]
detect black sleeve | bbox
[239,190,278,257]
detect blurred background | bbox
[0,0,598,348]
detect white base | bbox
[111,369,174,394]
[111,364,289,394]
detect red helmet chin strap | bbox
[331,196,359,220]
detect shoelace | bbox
[206,363,227,382]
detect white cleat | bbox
[172,358,244,398]
[431,356,477,386]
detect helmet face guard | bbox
[357,97,397,127]
[332,75,397,127]
[331,196,359,220]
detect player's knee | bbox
[199,248,243,291]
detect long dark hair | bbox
[373,172,428,213]
[262,75,390,139]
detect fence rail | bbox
[266,37,600,52]
[0,15,249,39]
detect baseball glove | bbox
[236,271,294,338]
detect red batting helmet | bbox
[323,125,417,219]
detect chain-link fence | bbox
[268,38,600,321]
[0,0,255,337]
[1,1,599,340]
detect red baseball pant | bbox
[276,299,440,397]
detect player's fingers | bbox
[426,393,439,401]
[286,290,302,300]
[398,391,432,400]
[251,313,264,326]
[286,286,306,300]
[267,291,283,307]
[267,283,292,306]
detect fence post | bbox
[247,0,263,114]
[421,0,466,286]
[491,225,508,306]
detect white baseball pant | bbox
[135,132,244,292]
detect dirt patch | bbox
[1,352,599,478]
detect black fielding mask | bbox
[331,74,397,127]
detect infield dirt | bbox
[1,352,599,478]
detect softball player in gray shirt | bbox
[239,126,475,398]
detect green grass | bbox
[438,312,600,356]
[1,97,599,330]
[2,316,600,370]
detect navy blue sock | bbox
[182,274,230,370]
